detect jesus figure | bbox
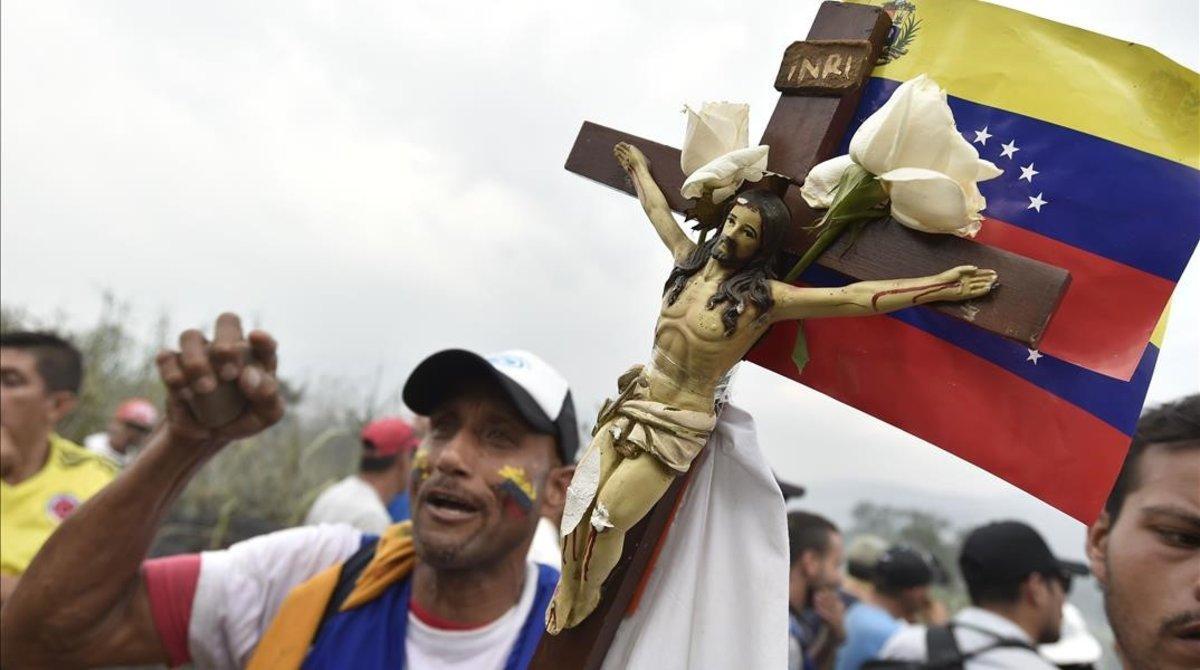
[546,142,997,633]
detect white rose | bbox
[679,102,769,203]
[800,74,1002,237]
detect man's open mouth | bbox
[422,488,482,522]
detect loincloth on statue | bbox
[595,365,717,472]
[560,365,717,538]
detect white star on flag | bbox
[1000,140,1020,159]
[1027,193,1048,212]
[973,126,992,145]
[1019,163,1039,182]
[1026,349,1044,364]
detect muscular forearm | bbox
[0,427,217,666]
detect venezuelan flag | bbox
[749,0,1198,523]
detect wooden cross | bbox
[530,3,1069,667]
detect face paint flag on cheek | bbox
[410,449,431,490]
[495,465,536,518]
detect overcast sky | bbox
[3,0,1197,537]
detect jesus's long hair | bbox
[663,189,791,337]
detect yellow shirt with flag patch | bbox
[1,434,116,574]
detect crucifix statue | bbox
[532,2,1069,667]
[546,142,996,632]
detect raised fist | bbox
[155,313,284,446]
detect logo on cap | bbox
[487,353,529,370]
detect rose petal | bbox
[800,154,855,209]
[976,159,1003,181]
[681,102,750,176]
[850,74,934,175]
[850,74,998,191]
[680,145,769,201]
[701,101,750,150]
[879,167,980,237]
[682,107,730,176]
[873,76,958,175]
[711,184,738,202]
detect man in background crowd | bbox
[0,332,115,603]
[306,416,421,534]
[786,511,846,670]
[1,316,579,669]
[1086,394,1199,670]
[836,546,936,670]
[84,397,159,467]
[878,520,1085,669]
[843,535,887,604]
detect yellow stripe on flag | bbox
[847,0,1200,169]
[1150,305,1169,348]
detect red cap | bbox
[115,398,158,429]
[361,417,420,457]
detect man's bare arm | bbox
[614,142,696,264]
[0,314,284,668]
[770,266,997,322]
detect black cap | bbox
[959,521,1089,588]
[403,349,578,463]
[775,475,806,501]
[874,546,942,590]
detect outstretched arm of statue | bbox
[614,141,696,264]
[770,265,997,322]
[0,314,284,668]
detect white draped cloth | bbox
[601,404,789,670]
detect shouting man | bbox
[0,315,578,670]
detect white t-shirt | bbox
[406,561,540,670]
[189,524,364,669]
[304,475,392,534]
[179,523,543,670]
[879,607,1057,669]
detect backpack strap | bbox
[951,621,1038,656]
[314,536,382,637]
[925,625,964,669]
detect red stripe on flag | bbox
[974,217,1173,381]
[746,317,1130,523]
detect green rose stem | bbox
[783,164,889,282]
[783,163,888,374]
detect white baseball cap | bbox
[402,349,578,462]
